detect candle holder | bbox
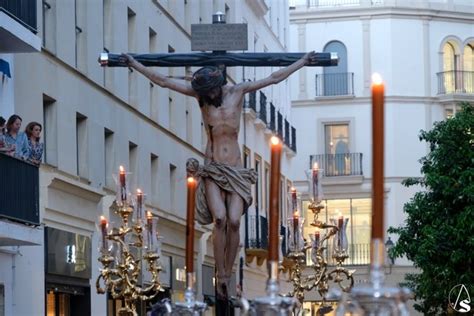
[96,168,163,316]
[345,239,411,316]
[167,272,208,315]
[284,207,354,314]
[245,261,297,315]
[287,215,305,254]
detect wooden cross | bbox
[99,12,338,68]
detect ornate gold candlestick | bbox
[285,200,354,315]
[96,168,163,316]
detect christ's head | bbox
[192,66,225,107]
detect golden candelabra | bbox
[287,201,355,315]
[96,168,163,316]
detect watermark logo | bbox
[449,284,471,313]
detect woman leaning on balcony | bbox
[4,114,30,160]
[0,116,15,156]
[24,121,43,166]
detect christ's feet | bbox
[216,275,229,300]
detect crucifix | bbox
[99,12,338,302]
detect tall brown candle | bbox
[119,165,127,202]
[269,136,282,262]
[100,216,108,251]
[371,73,385,241]
[186,177,197,273]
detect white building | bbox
[289,0,473,313]
[0,0,299,315]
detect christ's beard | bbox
[199,94,222,108]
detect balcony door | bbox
[323,41,348,96]
[325,124,349,176]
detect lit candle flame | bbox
[293,210,299,218]
[119,165,125,173]
[372,73,383,85]
[187,177,195,184]
[291,187,296,192]
[146,211,152,219]
[313,162,319,170]
[100,215,107,224]
[270,136,280,146]
[137,188,142,194]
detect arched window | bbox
[443,42,457,93]
[322,41,349,96]
[463,44,473,93]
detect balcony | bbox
[437,71,474,95]
[245,215,268,265]
[291,126,297,153]
[315,72,354,97]
[310,153,363,177]
[0,154,39,225]
[0,0,40,53]
[258,91,268,125]
[0,154,41,247]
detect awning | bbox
[0,58,11,78]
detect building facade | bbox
[0,0,298,315]
[289,0,473,313]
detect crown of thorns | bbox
[191,66,225,94]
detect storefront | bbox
[45,227,92,316]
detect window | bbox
[201,122,207,152]
[169,164,176,211]
[75,0,85,70]
[0,284,4,316]
[128,8,137,106]
[168,45,176,132]
[149,28,158,119]
[42,0,56,52]
[303,198,372,266]
[463,44,473,93]
[443,42,457,93]
[129,142,138,189]
[76,113,88,178]
[104,128,114,188]
[264,163,270,218]
[254,156,261,213]
[43,95,57,166]
[243,147,250,169]
[150,154,159,205]
[324,123,349,176]
[322,41,349,96]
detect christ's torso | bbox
[200,85,244,167]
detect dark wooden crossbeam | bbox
[99,52,338,68]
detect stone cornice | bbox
[292,95,443,107]
[290,5,474,24]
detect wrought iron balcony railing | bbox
[258,91,267,124]
[0,0,37,33]
[291,126,297,152]
[0,154,39,225]
[315,72,354,97]
[277,111,283,139]
[284,119,290,148]
[437,71,474,95]
[244,90,257,112]
[269,102,276,132]
[310,153,363,177]
[306,242,370,266]
[247,215,268,249]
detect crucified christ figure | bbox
[120,51,317,298]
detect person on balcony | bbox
[25,121,44,166]
[0,116,15,156]
[4,114,30,160]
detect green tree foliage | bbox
[388,103,474,315]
